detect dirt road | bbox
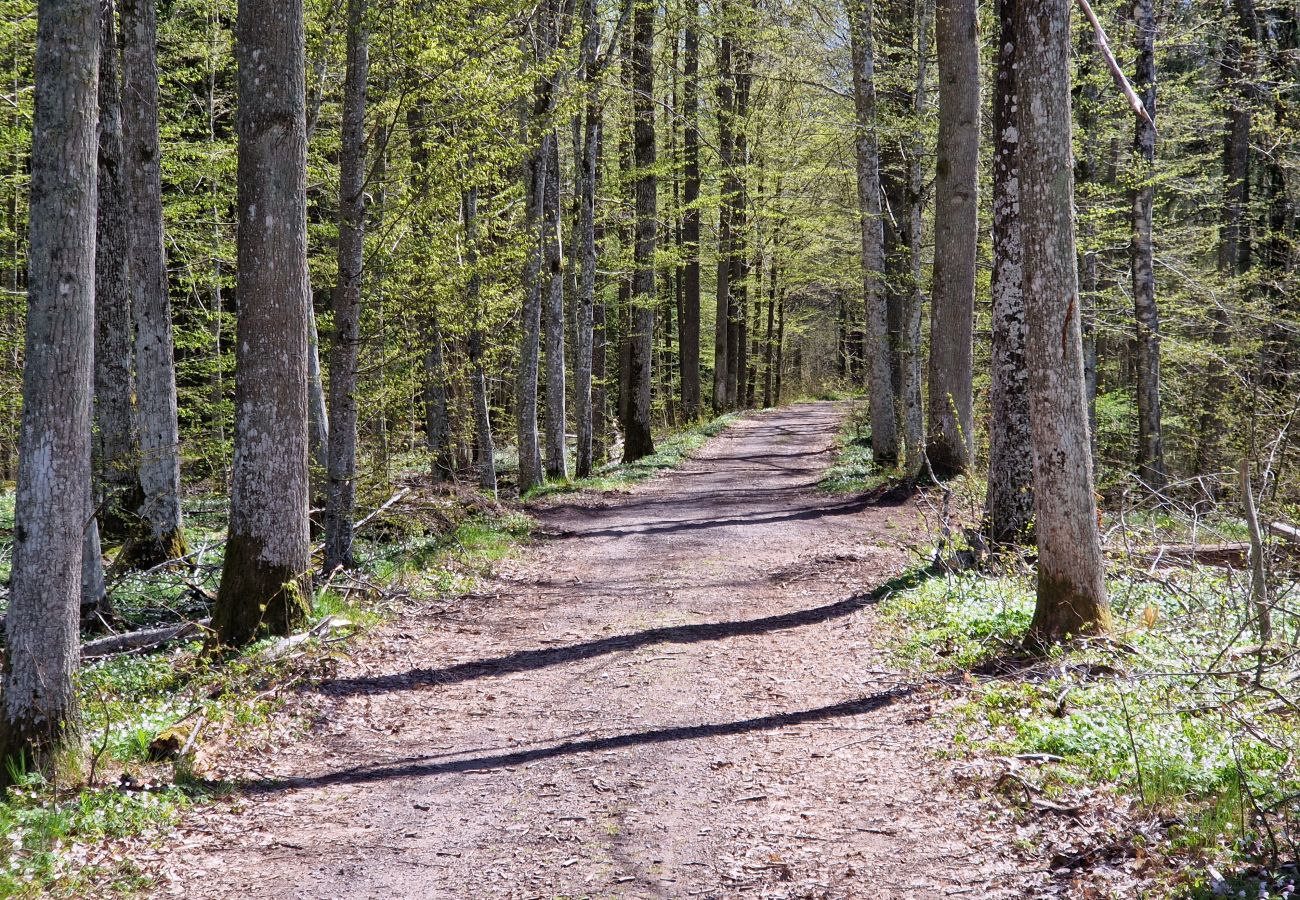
[165,403,1027,898]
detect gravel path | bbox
[163,402,1030,899]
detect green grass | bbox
[818,406,893,494]
[525,413,740,499]
[883,564,1300,895]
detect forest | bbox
[0,0,1299,895]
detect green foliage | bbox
[886,564,1300,886]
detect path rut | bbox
[166,402,1029,899]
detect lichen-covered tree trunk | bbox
[623,0,656,461]
[0,0,98,782]
[323,0,368,572]
[925,0,978,479]
[680,0,703,421]
[984,0,1032,548]
[543,133,569,480]
[1130,0,1167,494]
[1016,0,1110,647]
[213,0,312,648]
[121,0,186,566]
[848,0,896,465]
[93,0,138,546]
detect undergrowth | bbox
[818,405,893,494]
[884,560,1300,898]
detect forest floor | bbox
[155,402,1035,898]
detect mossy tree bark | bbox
[1017,0,1110,648]
[0,0,98,783]
[213,0,312,649]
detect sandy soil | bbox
[160,402,1035,899]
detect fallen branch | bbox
[81,619,210,660]
[1076,0,1155,129]
[311,486,412,556]
[261,614,353,661]
[1269,520,1300,546]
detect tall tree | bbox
[1130,0,1167,492]
[925,0,978,479]
[543,132,568,479]
[1017,0,1110,646]
[213,0,312,647]
[712,22,735,412]
[679,0,702,421]
[848,0,896,465]
[93,0,137,540]
[0,0,99,781]
[623,0,656,460]
[121,0,187,565]
[984,0,1032,547]
[574,0,606,478]
[323,0,369,572]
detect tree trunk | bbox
[213,0,313,648]
[462,181,497,495]
[984,0,1032,547]
[323,0,368,573]
[1017,0,1109,647]
[925,0,978,480]
[517,128,549,493]
[574,0,601,478]
[712,26,734,413]
[121,0,186,566]
[680,0,702,420]
[307,300,329,472]
[543,132,568,479]
[1130,0,1167,493]
[0,0,98,782]
[93,0,137,548]
[900,0,931,479]
[849,0,897,464]
[624,0,656,461]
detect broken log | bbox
[81,619,210,659]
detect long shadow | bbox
[320,566,939,698]
[561,489,911,541]
[249,688,913,793]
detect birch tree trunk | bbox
[1017,0,1110,646]
[213,0,312,647]
[925,0,978,479]
[624,0,656,461]
[323,0,368,572]
[121,0,186,565]
[984,0,1033,547]
[848,0,897,465]
[94,0,137,543]
[1130,0,1167,493]
[0,0,98,781]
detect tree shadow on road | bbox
[318,565,940,698]
[245,687,915,793]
